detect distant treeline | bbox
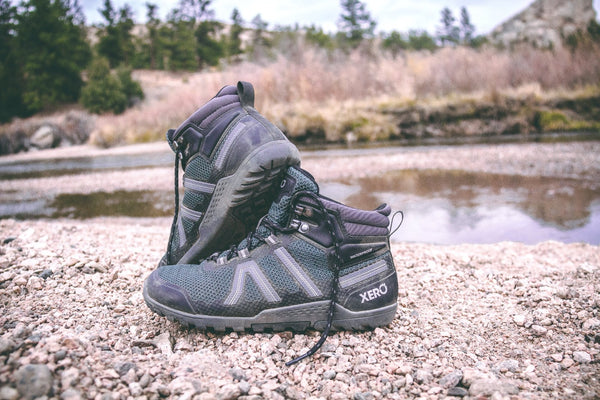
[1,0,599,123]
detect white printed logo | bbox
[359,283,388,303]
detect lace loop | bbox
[389,210,404,237]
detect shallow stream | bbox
[1,143,599,245]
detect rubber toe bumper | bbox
[144,270,195,314]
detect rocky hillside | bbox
[490,0,597,48]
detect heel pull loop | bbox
[237,81,255,108]
[389,210,404,237]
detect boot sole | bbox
[170,140,301,265]
[143,281,397,332]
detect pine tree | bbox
[17,0,91,113]
[0,2,24,122]
[196,20,223,68]
[249,14,271,60]
[165,6,197,70]
[96,0,136,67]
[436,7,459,46]
[96,0,120,66]
[190,0,222,68]
[146,3,160,69]
[460,6,475,46]
[382,30,407,58]
[117,4,135,65]
[408,30,437,51]
[338,0,376,48]
[304,25,334,50]
[227,8,244,60]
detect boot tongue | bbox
[267,167,319,226]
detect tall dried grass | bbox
[93,43,600,146]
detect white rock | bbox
[530,325,547,336]
[573,351,592,364]
[513,315,526,326]
[582,318,600,330]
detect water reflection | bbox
[1,167,599,244]
[320,170,600,245]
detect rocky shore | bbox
[0,140,599,399]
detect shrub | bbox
[81,58,144,114]
[116,66,144,106]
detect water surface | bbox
[1,142,599,245]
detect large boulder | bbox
[489,0,597,48]
[30,124,62,150]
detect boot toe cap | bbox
[144,269,196,314]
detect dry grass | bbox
[84,43,600,146]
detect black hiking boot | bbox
[145,166,399,364]
[159,81,301,266]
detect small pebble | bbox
[15,364,53,400]
[447,386,468,397]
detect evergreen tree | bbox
[460,6,475,45]
[304,24,334,50]
[96,0,120,66]
[116,4,135,65]
[382,30,407,58]
[17,0,91,113]
[146,3,160,68]
[81,58,127,114]
[249,14,271,60]
[196,20,224,67]
[96,0,136,67]
[165,6,197,70]
[227,8,244,60]
[338,0,376,48]
[189,0,222,68]
[436,7,459,46]
[407,30,437,51]
[0,2,24,122]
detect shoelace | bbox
[208,216,295,262]
[166,143,182,265]
[285,192,342,366]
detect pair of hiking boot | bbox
[143,82,399,364]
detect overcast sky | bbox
[80,0,600,35]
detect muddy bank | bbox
[274,93,600,144]
[1,92,599,156]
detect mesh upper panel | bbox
[260,254,300,293]
[183,191,208,211]
[241,278,263,304]
[159,262,235,304]
[185,156,212,181]
[286,239,331,294]
[182,217,195,235]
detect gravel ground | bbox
[0,141,599,399]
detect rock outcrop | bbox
[489,0,597,48]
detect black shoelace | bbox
[285,192,342,366]
[208,216,295,262]
[166,147,182,264]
